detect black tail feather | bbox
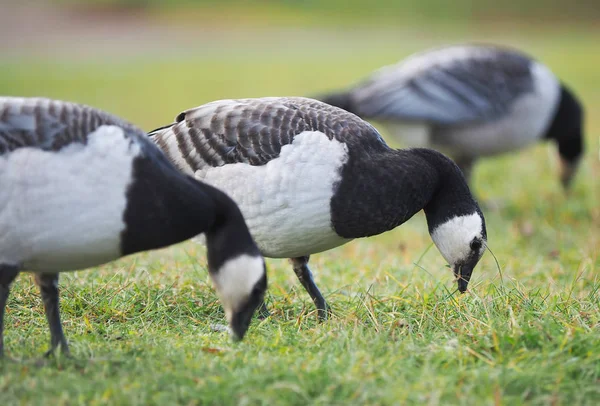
[314,91,356,115]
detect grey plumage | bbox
[348,46,534,124]
[318,44,584,189]
[149,96,385,171]
[0,97,142,153]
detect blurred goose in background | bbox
[317,44,584,190]
[0,97,267,357]
[149,97,487,320]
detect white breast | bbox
[0,125,140,272]
[194,131,352,258]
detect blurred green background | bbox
[2,0,599,133]
[53,0,600,23]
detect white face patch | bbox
[430,212,484,266]
[210,254,265,322]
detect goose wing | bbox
[0,97,145,154]
[349,46,535,124]
[148,96,385,173]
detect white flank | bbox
[194,131,352,258]
[0,125,140,272]
[431,212,484,266]
[432,62,561,157]
[210,254,265,322]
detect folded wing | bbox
[350,46,535,124]
[0,97,144,154]
[148,96,385,173]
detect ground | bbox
[0,3,599,405]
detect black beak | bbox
[228,274,267,342]
[229,305,256,342]
[559,159,578,191]
[454,260,477,293]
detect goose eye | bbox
[470,239,482,251]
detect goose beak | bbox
[559,158,578,191]
[229,305,256,342]
[228,275,267,342]
[454,260,477,293]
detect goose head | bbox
[415,148,488,292]
[546,84,585,190]
[429,212,487,292]
[204,189,268,341]
[209,252,267,341]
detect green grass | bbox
[0,19,599,405]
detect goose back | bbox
[149,97,387,172]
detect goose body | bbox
[318,44,584,188]
[149,97,488,318]
[0,97,267,357]
[191,129,352,258]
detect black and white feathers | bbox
[0,97,267,357]
[149,97,487,317]
[318,44,584,189]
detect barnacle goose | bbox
[149,97,487,319]
[318,44,584,189]
[0,97,267,357]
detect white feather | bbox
[0,125,140,272]
[430,212,484,266]
[193,131,352,258]
[211,254,265,322]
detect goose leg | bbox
[36,273,70,357]
[0,265,20,358]
[290,256,328,320]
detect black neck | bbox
[204,187,261,273]
[544,84,584,164]
[414,149,485,237]
[121,147,255,265]
[330,147,482,239]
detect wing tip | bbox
[147,122,176,137]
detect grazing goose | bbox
[0,97,267,357]
[318,44,584,189]
[148,97,487,320]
